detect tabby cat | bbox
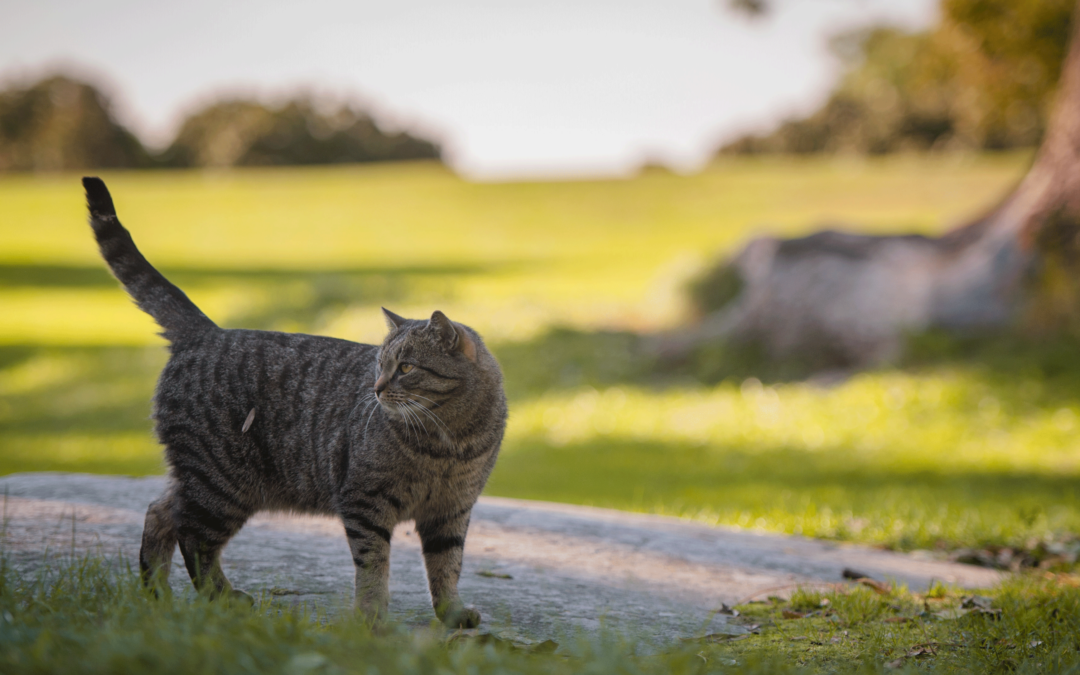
[83,177,507,627]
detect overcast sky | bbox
[2,0,936,179]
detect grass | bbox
[3,552,1079,674]
[488,329,1080,557]
[5,154,1080,672]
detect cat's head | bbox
[373,308,503,435]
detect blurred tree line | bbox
[0,74,441,172]
[721,0,1074,154]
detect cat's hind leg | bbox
[140,488,178,593]
[417,506,480,628]
[174,477,253,603]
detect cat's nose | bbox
[374,374,389,394]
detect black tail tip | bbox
[82,176,116,218]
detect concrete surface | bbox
[0,472,1001,645]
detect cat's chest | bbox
[393,457,485,519]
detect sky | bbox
[2,0,937,180]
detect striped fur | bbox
[84,177,507,627]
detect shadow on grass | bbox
[492,327,822,399]
[494,326,1080,408]
[0,260,518,331]
[487,436,1080,551]
[0,344,164,435]
[0,261,504,289]
[9,326,1080,438]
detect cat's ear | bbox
[382,307,407,331]
[429,310,477,361]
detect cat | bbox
[82,177,507,628]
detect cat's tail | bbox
[83,177,217,342]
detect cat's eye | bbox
[399,363,414,374]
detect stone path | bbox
[0,473,1001,645]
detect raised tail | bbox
[83,177,217,342]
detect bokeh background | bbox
[3,0,1079,572]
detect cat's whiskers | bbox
[403,394,451,434]
[356,393,381,438]
[406,399,450,436]
[408,393,444,409]
[352,392,377,416]
[363,398,381,438]
[404,404,428,434]
[413,402,437,434]
[402,402,428,437]
[388,398,416,442]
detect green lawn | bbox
[7,154,1079,559]
[4,553,1079,674]
[9,155,1080,674]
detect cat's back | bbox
[158,327,376,398]
[154,328,376,461]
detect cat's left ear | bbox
[382,307,407,331]
[429,311,477,361]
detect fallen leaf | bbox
[883,616,913,624]
[858,578,892,595]
[907,643,938,658]
[269,587,301,596]
[532,639,559,653]
[681,633,751,643]
[961,595,993,610]
[782,609,807,619]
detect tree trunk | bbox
[667,0,1080,368]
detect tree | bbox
[723,0,1072,155]
[0,74,443,172]
[0,75,151,171]
[673,0,1080,368]
[160,97,441,168]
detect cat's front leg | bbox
[342,509,394,620]
[416,506,480,628]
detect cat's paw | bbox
[440,604,481,629]
[227,589,256,607]
[356,598,390,625]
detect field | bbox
[5,153,1080,561]
[10,155,1080,673]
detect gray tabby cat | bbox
[83,177,507,628]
